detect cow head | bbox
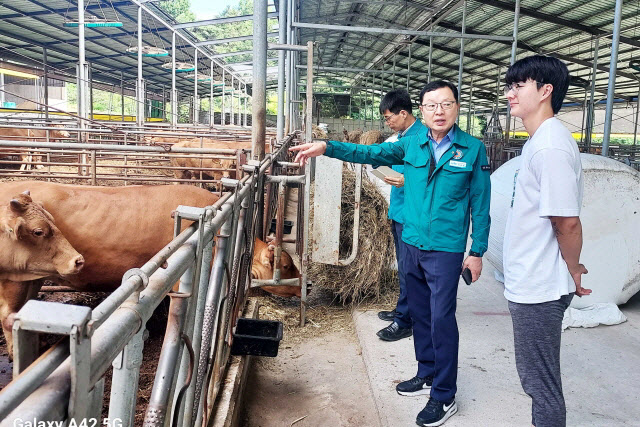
[251,239,301,297]
[0,191,84,281]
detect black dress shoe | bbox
[378,309,398,322]
[376,321,412,341]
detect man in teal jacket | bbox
[374,89,423,342]
[292,81,491,427]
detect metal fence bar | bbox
[0,137,291,424]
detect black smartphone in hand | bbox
[461,268,472,286]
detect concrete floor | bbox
[354,261,640,427]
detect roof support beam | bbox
[437,20,637,98]
[293,21,514,42]
[174,13,278,29]
[473,0,640,49]
[196,32,278,47]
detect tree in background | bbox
[162,0,279,116]
[161,0,196,23]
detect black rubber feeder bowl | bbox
[231,318,284,357]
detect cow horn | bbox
[21,190,30,196]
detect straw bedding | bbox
[308,164,397,304]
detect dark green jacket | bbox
[325,124,491,255]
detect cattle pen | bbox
[1,0,640,427]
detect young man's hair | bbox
[505,55,569,114]
[419,80,459,104]
[379,89,413,115]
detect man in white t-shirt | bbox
[502,55,592,427]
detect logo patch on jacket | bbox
[453,149,463,159]
[449,160,467,168]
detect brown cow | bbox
[251,237,301,298]
[0,126,71,170]
[169,139,254,181]
[0,181,219,356]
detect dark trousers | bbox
[391,220,411,328]
[509,294,574,427]
[403,243,463,403]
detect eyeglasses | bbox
[383,113,397,123]
[503,81,545,95]
[419,101,456,111]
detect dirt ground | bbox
[240,289,391,427]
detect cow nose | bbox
[74,255,85,270]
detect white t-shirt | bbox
[503,117,583,303]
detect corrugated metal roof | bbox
[0,0,249,99]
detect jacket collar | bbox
[399,118,424,139]
[421,123,468,147]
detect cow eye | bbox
[32,228,44,237]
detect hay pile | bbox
[312,124,328,139]
[359,130,390,145]
[344,128,363,144]
[309,165,397,304]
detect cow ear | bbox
[260,248,271,268]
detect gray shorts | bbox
[508,294,574,427]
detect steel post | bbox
[276,0,287,141]
[136,6,144,127]
[305,41,313,144]
[108,318,145,426]
[231,75,235,126]
[0,71,4,106]
[192,217,232,427]
[193,49,199,124]
[407,44,411,93]
[635,83,640,146]
[77,0,88,176]
[252,0,267,160]
[428,37,433,83]
[121,71,125,121]
[467,76,474,133]
[392,55,396,88]
[222,68,226,125]
[43,47,49,120]
[209,62,213,126]
[457,0,466,125]
[505,0,520,144]
[180,220,214,427]
[586,38,600,151]
[172,33,178,128]
[603,0,624,157]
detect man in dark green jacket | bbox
[291,81,490,427]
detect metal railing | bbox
[0,133,309,426]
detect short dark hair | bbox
[379,89,413,115]
[505,55,569,114]
[419,80,459,104]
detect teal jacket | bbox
[326,123,491,255]
[388,164,404,224]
